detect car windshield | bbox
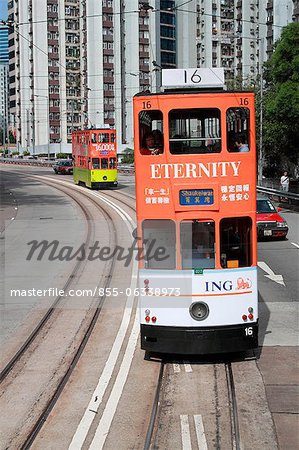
[58,161,72,166]
[257,199,276,213]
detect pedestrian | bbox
[280,171,289,192]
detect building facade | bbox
[7,0,297,155]
[0,24,9,146]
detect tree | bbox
[121,147,134,164]
[263,23,299,175]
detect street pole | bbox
[47,96,50,160]
[258,38,264,183]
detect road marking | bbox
[180,415,192,450]
[89,310,139,450]
[258,261,285,286]
[184,363,192,373]
[194,415,208,450]
[173,363,181,373]
[291,242,299,249]
[68,188,138,449]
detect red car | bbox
[257,197,288,239]
[53,160,73,174]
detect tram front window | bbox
[220,217,252,268]
[101,158,108,169]
[180,221,215,269]
[92,158,100,169]
[169,108,221,154]
[142,220,176,269]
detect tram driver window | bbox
[139,110,164,155]
[101,158,108,169]
[227,108,250,152]
[180,220,215,269]
[92,158,100,169]
[142,220,176,269]
[220,217,252,268]
[169,109,221,154]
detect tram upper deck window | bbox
[99,133,110,143]
[227,108,250,152]
[169,109,221,154]
[91,133,97,143]
[139,110,164,155]
[180,220,215,269]
[220,217,252,268]
[142,220,175,269]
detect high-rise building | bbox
[7,0,296,155]
[0,24,9,146]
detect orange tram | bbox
[134,68,258,355]
[72,129,118,188]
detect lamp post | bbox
[34,94,50,160]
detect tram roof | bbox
[134,89,254,97]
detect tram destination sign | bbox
[179,189,214,206]
[162,68,225,89]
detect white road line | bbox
[68,189,137,449]
[184,363,192,373]
[291,242,299,249]
[89,309,140,450]
[180,415,192,450]
[173,363,181,373]
[194,415,208,450]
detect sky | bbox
[0,3,8,21]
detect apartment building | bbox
[7,0,297,154]
[0,25,9,145]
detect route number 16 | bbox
[184,69,202,84]
[245,327,253,336]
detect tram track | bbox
[144,359,243,450]
[1,176,136,449]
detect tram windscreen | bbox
[169,108,221,154]
[180,221,215,269]
[142,220,176,269]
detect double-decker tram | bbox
[72,128,118,188]
[134,68,258,354]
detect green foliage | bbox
[263,23,299,172]
[56,153,69,159]
[121,147,134,164]
[23,151,30,156]
[12,151,19,155]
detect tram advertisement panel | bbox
[139,267,258,327]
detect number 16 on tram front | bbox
[134,68,258,355]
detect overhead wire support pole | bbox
[258,38,264,183]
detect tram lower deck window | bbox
[142,220,176,269]
[220,217,252,268]
[180,220,215,269]
[169,108,221,154]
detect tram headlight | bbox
[103,176,107,181]
[189,302,209,321]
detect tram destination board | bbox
[179,189,214,206]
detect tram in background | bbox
[72,129,118,189]
[133,68,258,355]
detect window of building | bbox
[226,108,250,152]
[220,217,252,268]
[180,220,215,269]
[142,220,176,269]
[169,108,221,154]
